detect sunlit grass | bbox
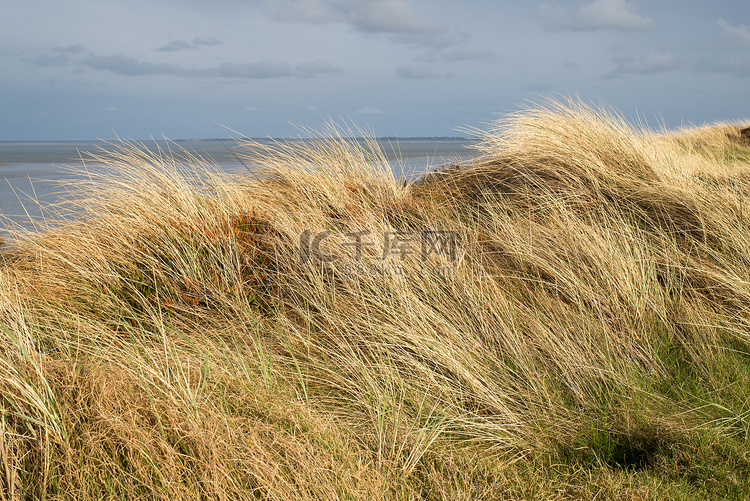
[1,98,750,499]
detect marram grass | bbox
[2,99,750,500]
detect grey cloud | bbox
[354,107,384,114]
[717,19,750,47]
[696,56,750,78]
[538,0,653,32]
[155,37,223,52]
[155,40,194,52]
[22,45,87,66]
[78,53,337,79]
[210,61,295,78]
[23,53,74,67]
[441,47,497,62]
[388,30,467,49]
[81,54,186,76]
[193,38,222,47]
[414,51,439,63]
[51,44,86,54]
[41,77,106,88]
[396,64,439,79]
[267,0,463,48]
[267,0,340,24]
[344,0,445,35]
[601,52,675,79]
[416,46,496,62]
[295,59,343,75]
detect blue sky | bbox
[1,0,749,140]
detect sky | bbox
[1,0,749,140]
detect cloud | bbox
[695,56,750,78]
[23,53,74,67]
[717,19,750,47]
[396,63,439,79]
[538,0,653,32]
[267,0,464,48]
[51,44,86,54]
[344,0,444,35]
[155,38,223,52]
[81,54,187,76]
[155,40,193,52]
[441,47,497,62]
[193,38,223,47]
[354,107,384,114]
[295,59,343,76]
[40,77,106,88]
[267,0,340,24]
[23,45,86,67]
[211,61,296,79]
[76,53,338,79]
[601,51,675,79]
[417,46,497,63]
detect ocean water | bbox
[0,138,477,234]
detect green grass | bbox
[1,98,750,499]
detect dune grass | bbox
[1,98,750,499]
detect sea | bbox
[0,138,478,235]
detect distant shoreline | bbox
[0,136,473,144]
[0,138,478,166]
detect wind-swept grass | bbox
[1,99,750,499]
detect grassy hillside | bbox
[1,99,750,500]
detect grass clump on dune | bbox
[2,98,750,499]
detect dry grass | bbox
[1,98,750,499]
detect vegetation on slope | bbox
[1,99,750,499]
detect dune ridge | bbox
[1,98,750,499]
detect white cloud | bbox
[539,0,653,32]
[718,19,750,47]
[602,51,675,79]
[266,0,464,48]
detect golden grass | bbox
[1,98,750,499]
